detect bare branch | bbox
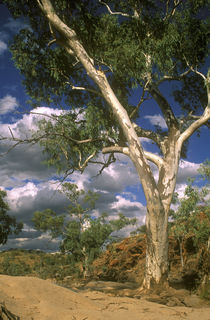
[157,69,191,85]
[183,56,207,82]
[190,68,207,82]
[177,106,210,152]
[27,111,60,120]
[0,126,104,159]
[102,145,163,169]
[77,150,97,172]
[129,84,151,119]
[165,0,170,19]
[144,151,164,169]
[164,0,184,21]
[102,145,130,156]
[66,83,102,96]
[99,0,134,18]
[48,38,56,46]
[132,123,164,149]
[148,84,178,129]
[8,126,15,139]
[0,133,47,157]
[90,153,116,176]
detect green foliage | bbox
[0,189,23,245]
[169,168,209,268]
[0,249,77,280]
[33,253,76,280]
[198,160,210,181]
[32,183,136,276]
[33,209,64,238]
[170,181,210,248]
[1,255,31,276]
[130,224,146,235]
[2,0,209,174]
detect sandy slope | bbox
[0,275,209,320]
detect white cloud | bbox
[173,160,201,203]
[145,114,167,129]
[111,195,145,213]
[0,106,62,137]
[0,40,7,55]
[176,160,200,184]
[7,182,39,212]
[0,95,18,114]
[140,137,152,145]
[0,107,204,252]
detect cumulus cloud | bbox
[0,106,62,137]
[177,160,200,184]
[0,107,64,191]
[0,107,204,252]
[0,95,18,114]
[144,114,167,129]
[111,195,144,212]
[0,40,7,55]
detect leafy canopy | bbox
[2,0,209,174]
[0,189,23,245]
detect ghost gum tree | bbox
[2,0,210,289]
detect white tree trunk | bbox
[179,238,184,269]
[36,0,210,290]
[143,203,169,288]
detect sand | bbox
[0,275,209,320]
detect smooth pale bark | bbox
[142,129,181,287]
[37,0,210,289]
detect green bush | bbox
[1,256,31,276]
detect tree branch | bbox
[144,151,164,169]
[148,84,178,129]
[177,106,210,152]
[90,153,116,176]
[66,83,102,96]
[157,69,191,85]
[99,0,136,18]
[102,145,163,169]
[164,0,184,21]
[190,67,207,82]
[129,83,150,119]
[37,0,95,69]
[102,145,130,156]
[77,150,97,172]
[132,123,164,150]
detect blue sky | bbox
[0,4,209,251]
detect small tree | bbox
[0,189,23,245]
[169,180,209,268]
[32,183,136,277]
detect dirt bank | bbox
[0,275,209,320]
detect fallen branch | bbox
[0,302,20,320]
